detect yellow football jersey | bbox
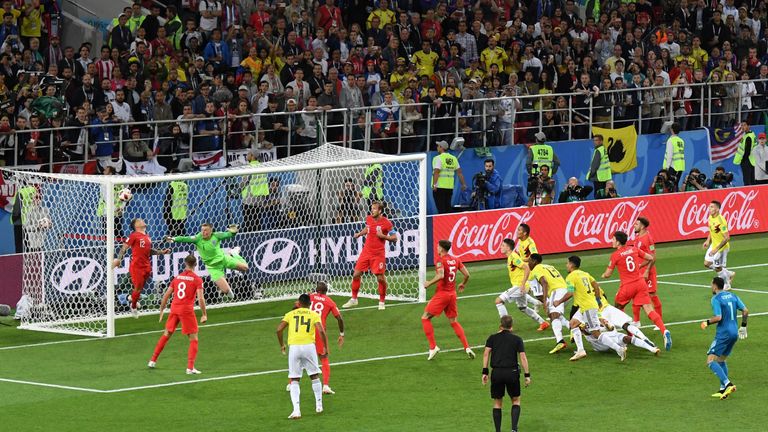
[506,251,526,287]
[515,237,538,260]
[282,308,322,345]
[566,270,599,312]
[530,264,567,291]
[708,214,730,251]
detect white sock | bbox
[522,307,545,324]
[552,318,563,342]
[598,333,623,353]
[311,378,323,409]
[571,327,585,352]
[526,294,541,307]
[626,324,647,340]
[718,268,730,281]
[559,316,569,328]
[631,335,657,353]
[496,303,508,317]
[289,381,301,412]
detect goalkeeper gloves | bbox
[738,326,748,340]
[227,224,239,233]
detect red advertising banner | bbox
[432,186,768,262]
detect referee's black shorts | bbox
[490,368,521,399]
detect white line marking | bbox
[658,281,768,295]
[3,262,768,351]
[0,377,105,393]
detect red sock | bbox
[151,334,170,361]
[187,339,198,369]
[351,278,361,299]
[652,296,663,320]
[378,279,387,302]
[450,321,469,349]
[632,304,642,322]
[421,318,436,349]
[647,310,667,333]
[321,356,331,385]
[131,290,141,308]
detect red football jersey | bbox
[309,292,340,328]
[610,245,646,284]
[362,215,393,255]
[170,270,203,314]
[436,254,462,293]
[127,231,152,269]
[632,232,657,278]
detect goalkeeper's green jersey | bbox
[173,231,234,267]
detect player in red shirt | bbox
[309,282,345,394]
[149,254,208,374]
[342,201,398,310]
[113,218,170,318]
[602,231,672,351]
[421,239,474,361]
[631,217,664,325]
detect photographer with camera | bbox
[706,166,734,189]
[471,159,503,210]
[649,170,675,195]
[558,177,593,203]
[595,179,621,199]
[526,164,555,207]
[683,168,708,192]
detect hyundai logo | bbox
[50,257,104,294]
[253,238,302,274]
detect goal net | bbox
[4,145,427,337]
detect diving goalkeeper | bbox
[165,223,247,298]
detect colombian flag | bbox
[591,125,638,173]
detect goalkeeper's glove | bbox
[738,326,747,340]
[227,224,239,233]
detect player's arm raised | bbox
[197,285,208,324]
[112,242,129,268]
[157,284,174,322]
[424,263,444,289]
[276,320,288,354]
[457,264,470,293]
[481,347,491,385]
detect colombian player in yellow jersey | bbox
[277,294,328,419]
[494,238,548,330]
[514,224,543,309]
[527,254,571,354]
[703,200,735,289]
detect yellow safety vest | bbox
[362,163,383,200]
[433,152,459,189]
[530,144,554,170]
[242,160,269,199]
[597,146,612,181]
[733,132,756,166]
[10,186,36,225]
[169,180,189,220]
[665,135,686,172]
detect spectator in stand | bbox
[90,106,118,159]
[124,127,153,162]
[558,177,593,203]
[755,133,768,185]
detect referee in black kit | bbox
[482,315,530,432]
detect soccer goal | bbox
[3,145,427,337]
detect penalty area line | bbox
[658,280,768,295]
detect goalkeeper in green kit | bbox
[165,223,248,298]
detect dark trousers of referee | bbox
[433,188,453,214]
[490,368,522,432]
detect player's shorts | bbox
[288,343,321,379]
[207,254,247,282]
[615,280,651,306]
[130,266,152,291]
[425,291,458,318]
[546,289,568,315]
[573,308,600,333]
[586,331,626,352]
[705,246,729,268]
[165,311,198,335]
[315,331,328,356]
[354,251,386,275]
[498,286,527,309]
[707,334,738,357]
[600,305,631,329]
[490,368,521,399]
[528,279,543,297]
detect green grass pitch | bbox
[1,234,767,431]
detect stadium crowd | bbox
[0,0,766,176]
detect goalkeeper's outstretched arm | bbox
[166,235,196,243]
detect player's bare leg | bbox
[149,329,174,368]
[214,277,235,299]
[342,270,364,308]
[548,312,568,354]
[642,303,671,351]
[186,333,201,374]
[447,316,474,359]
[421,312,441,360]
[376,273,387,310]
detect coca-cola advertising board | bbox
[432,186,767,262]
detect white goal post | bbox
[4,145,427,338]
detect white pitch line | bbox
[3,262,768,351]
[658,281,768,295]
[0,377,105,393]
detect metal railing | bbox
[2,78,766,173]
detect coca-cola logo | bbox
[447,211,534,258]
[565,200,649,247]
[678,190,760,236]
